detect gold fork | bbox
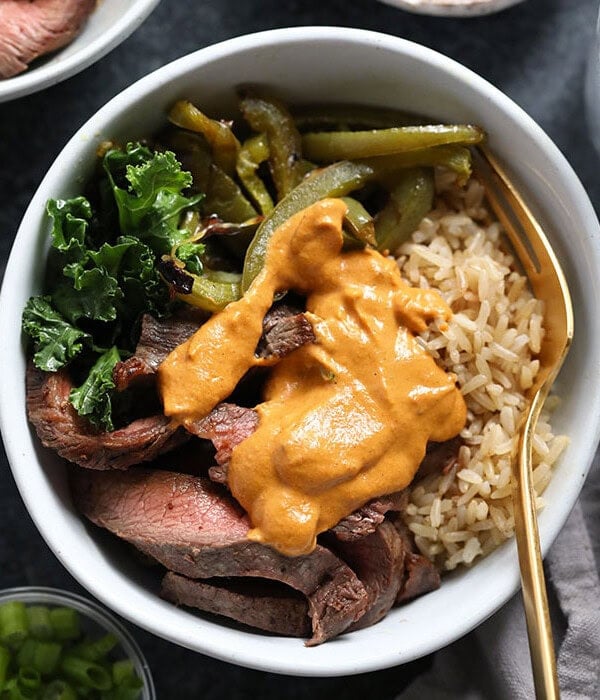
[473,145,574,699]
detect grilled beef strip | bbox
[71,468,369,645]
[326,520,406,631]
[0,0,96,78]
[390,515,441,603]
[113,303,315,392]
[26,363,188,471]
[331,490,409,541]
[113,309,206,391]
[161,573,311,637]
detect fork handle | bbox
[514,388,560,699]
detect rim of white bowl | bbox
[0,0,162,104]
[377,0,525,17]
[1,27,599,676]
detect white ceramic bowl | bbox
[377,0,525,16]
[0,0,161,103]
[1,27,599,677]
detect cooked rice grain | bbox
[399,172,568,571]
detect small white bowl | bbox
[1,27,599,677]
[377,0,526,16]
[0,0,161,103]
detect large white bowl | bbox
[0,0,161,103]
[1,27,599,677]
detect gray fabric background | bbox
[1,0,599,697]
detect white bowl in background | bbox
[0,0,161,103]
[1,27,599,676]
[377,0,526,16]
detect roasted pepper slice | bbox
[236,133,274,215]
[204,165,257,223]
[375,168,435,254]
[168,100,240,177]
[159,258,241,312]
[239,93,305,200]
[341,197,376,248]
[292,103,426,131]
[360,145,473,184]
[242,160,376,292]
[302,125,484,162]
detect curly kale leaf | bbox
[103,144,204,254]
[22,296,90,372]
[69,346,120,431]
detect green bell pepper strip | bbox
[161,128,212,194]
[159,258,242,313]
[340,197,376,248]
[292,103,427,131]
[204,165,257,223]
[236,133,274,215]
[374,168,435,253]
[239,93,305,200]
[242,160,377,293]
[302,125,484,162]
[168,100,240,177]
[359,145,474,184]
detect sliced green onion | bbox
[60,654,112,691]
[42,679,77,700]
[0,601,28,650]
[25,605,53,641]
[0,644,10,687]
[49,607,80,642]
[71,633,118,662]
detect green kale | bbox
[22,142,205,431]
[22,296,90,372]
[69,347,121,431]
[103,144,204,254]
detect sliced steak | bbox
[417,436,462,478]
[161,572,311,637]
[113,304,314,392]
[186,403,259,482]
[0,0,96,78]
[331,490,409,541]
[390,516,441,604]
[328,521,405,631]
[72,468,369,645]
[26,363,188,470]
[255,305,315,360]
[397,552,441,604]
[113,310,205,391]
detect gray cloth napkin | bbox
[399,454,600,700]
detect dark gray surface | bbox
[1,0,599,697]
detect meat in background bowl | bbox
[1,27,599,676]
[0,0,162,103]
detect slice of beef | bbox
[417,436,462,479]
[327,521,405,631]
[397,552,442,604]
[113,304,314,392]
[331,490,409,541]
[0,0,96,78]
[390,515,441,604]
[255,305,315,360]
[72,468,369,645]
[161,572,311,637]
[186,403,259,482]
[26,363,188,470]
[113,310,206,391]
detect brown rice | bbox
[397,170,569,572]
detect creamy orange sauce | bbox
[158,198,466,556]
